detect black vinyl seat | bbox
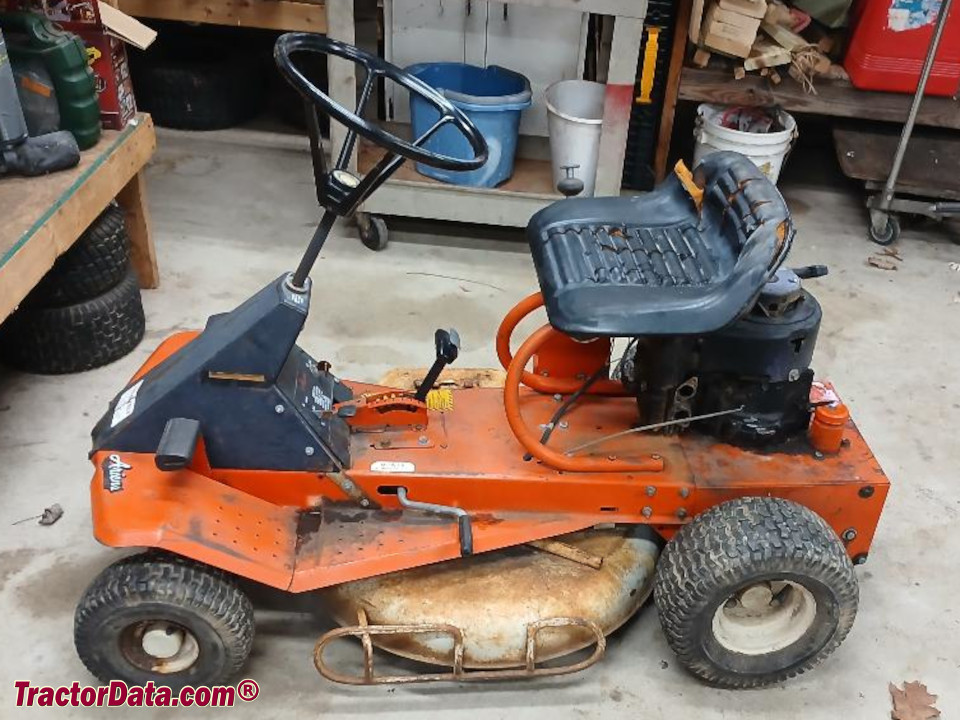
[527,151,794,338]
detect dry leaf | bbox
[868,255,898,271]
[882,247,903,261]
[890,681,940,720]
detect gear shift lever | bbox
[415,329,460,402]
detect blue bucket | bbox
[407,63,532,188]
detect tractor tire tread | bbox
[653,496,858,688]
[74,553,254,685]
[0,269,145,374]
[29,203,129,307]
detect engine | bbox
[622,267,823,447]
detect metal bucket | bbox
[320,528,659,669]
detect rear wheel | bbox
[654,497,858,688]
[74,553,254,690]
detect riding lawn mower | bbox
[72,34,889,691]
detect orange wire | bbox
[503,324,664,473]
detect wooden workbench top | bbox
[680,65,960,130]
[0,114,157,323]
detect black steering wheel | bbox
[274,33,489,216]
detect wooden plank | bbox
[0,115,157,322]
[114,0,328,33]
[359,140,558,196]
[654,0,694,182]
[116,171,159,289]
[679,65,960,129]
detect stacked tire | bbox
[0,203,146,374]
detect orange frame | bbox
[90,302,890,593]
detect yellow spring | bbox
[425,388,454,412]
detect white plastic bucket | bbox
[545,80,605,197]
[693,104,798,184]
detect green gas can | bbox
[0,12,100,149]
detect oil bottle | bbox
[0,12,100,149]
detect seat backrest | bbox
[694,151,794,281]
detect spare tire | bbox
[0,270,145,374]
[131,36,267,130]
[29,203,129,307]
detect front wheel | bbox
[654,497,858,688]
[358,214,389,251]
[74,553,254,690]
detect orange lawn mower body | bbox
[73,34,889,695]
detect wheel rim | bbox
[711,580,817,655]
[119,620,201,674]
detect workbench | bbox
[0,114,158,323]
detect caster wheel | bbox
[74,553,254,690]
[359,215,389,251]
[654,497,858,689]
[868,215,900,245]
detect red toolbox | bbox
[844,0,960,96]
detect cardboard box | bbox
[0,0,101,28]
[0,0,154,128]
[78,29,135,129]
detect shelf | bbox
[115,0,328,32]
[359,140,562,227]
[0,114,158,322]
[679,65,960,130]
[359,141,559,197]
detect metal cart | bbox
[862,0,959,245]
[325,0,649,249]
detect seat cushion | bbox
[527,152,793,338]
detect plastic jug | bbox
[0,12,100,149]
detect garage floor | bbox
[1,131,958,718]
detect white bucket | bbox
[693,104,798,184]
[545,80,605,197]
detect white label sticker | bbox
[111,380,144,427]
[370,461,415,473]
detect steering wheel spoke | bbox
[335,69,381,171]
[413,114,456,148]
[275,32,488,182]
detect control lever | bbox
[557,164,584,198]
[414,329,460,403]
[793,265,829,279]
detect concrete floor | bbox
[1,131,959,719]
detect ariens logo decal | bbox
[102,454,132,493]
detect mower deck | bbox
[90,379,888,592]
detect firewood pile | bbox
[689,0,848,91]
